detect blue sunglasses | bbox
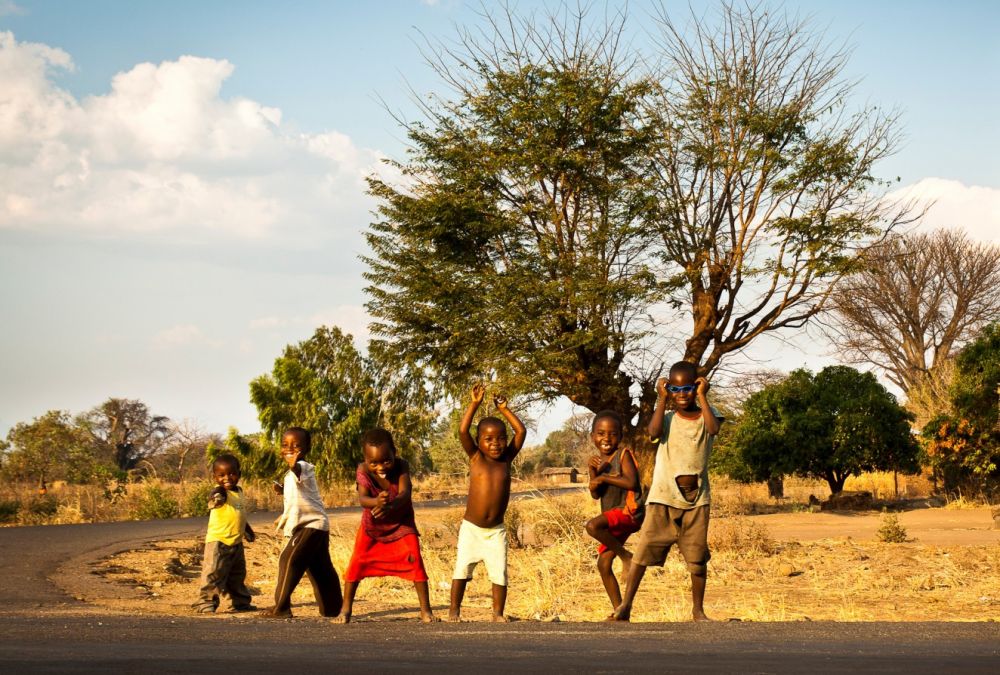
[667,384,697,394]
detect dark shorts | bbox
[632,503,710,573]
[598,508,642,555]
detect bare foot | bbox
[420,612,440,623]
[491,614,510,623]
[604,613,629,622]
[332,613,351,624]
[258,606,292,619]
[692,609,711,622]
[445,612,462,622]
[611,605,631,622]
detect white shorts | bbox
[452,519,508,586]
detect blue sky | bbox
[1,0,998,440]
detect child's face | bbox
[591,417,622,456]
[280,430,308,468]
[669,370,699,410]
[363,442,396,478]
[213,461,240,490]
[477,422,508,459]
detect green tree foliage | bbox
[207,429,284,483]
[77,398,171,473]
[4,410,91,483]
[922,323,1000,494]
[249,326,434,479]
[732,366,919,495]
[365,4,910,440]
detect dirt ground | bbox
[86,497,1000,624]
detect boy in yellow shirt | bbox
[193,454,256,613]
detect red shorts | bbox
[597,508,642,555]
[344,528,429,583]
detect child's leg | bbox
[448,578,469,621]
[414,581,437,622]
[193,541,223,613]
[596,549,622,610]
[264,531,310,616]
[585,514,633,562]
[490,583,508,622]
[690,569,708,621]
[303,531,343,617]
[611,562,647,621]
[225,543,254,610]
[339,581,359,623]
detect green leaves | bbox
[732,366,919,495]
[249,326,435,479]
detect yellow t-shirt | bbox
[205,487,247,546]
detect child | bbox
[259,427,343,618]
[583,410,643,614]
[193,454,256,613]
[448,383,526,622]
[612,361,722,622]
[339,428,436,623]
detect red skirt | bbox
[344,527,429,583]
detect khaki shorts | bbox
[632,503,710,574]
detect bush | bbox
[27,495,58,517]
[0,499,19,523]
[182,483,213,517]
[132,483,180,520]
[876,511,909,543]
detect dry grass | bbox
[92,489,1000,622]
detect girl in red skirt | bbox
[338,428,437,623]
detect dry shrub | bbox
[710,517,778,557]
[875,512,909,543]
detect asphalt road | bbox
[1,503,999,673]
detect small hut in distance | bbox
[541,467,580,484]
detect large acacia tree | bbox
[365,3,910,436]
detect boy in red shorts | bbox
[584,410,643,614]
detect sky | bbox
[1,0,998,442]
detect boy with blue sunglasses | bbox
[611,360,723,622]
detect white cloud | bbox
[248,305,372,343]
[0,31,385,239]
[888,177,1000,243]
[0,1,25,17]
[152,324,223,349]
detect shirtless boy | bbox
[448,383,526,622]
[612,361,722,622]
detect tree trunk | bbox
[767,476,785,499]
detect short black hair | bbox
[476,416,507,438]
[283,426,312,452]
[212,453,240,472]
[669,360,698,380]
[591,410,623,433]
[360,427,397,453]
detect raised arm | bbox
[647,377,670,441]
[458,383,486,457]
[494,394,527,457]
[696,377,721,436]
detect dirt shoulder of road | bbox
[52,502,1000,623]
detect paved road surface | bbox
[1,501,998,673]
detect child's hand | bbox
[244,525,256,543]
[588,455,610,473]
[656,377,669,399]
[208,487,227,508]
[494,394,508,410]
[589,477,603,491]
[375,490,389,508]
[272,480,284,496]
[471,383,486,404]
[696,376,710,397]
